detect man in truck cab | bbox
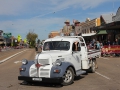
[72,41,80,51]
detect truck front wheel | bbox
[62,67,74,86]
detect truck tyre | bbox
[89,60,96,73]
[62,67,74,86]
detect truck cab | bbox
[18,36,99,86]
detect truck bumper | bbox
[18,76,63,83]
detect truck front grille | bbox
[30,68,37,77]
[38,59,49,65]
[30,68,50,77]
[40,69,50,77]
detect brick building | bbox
[81,18,101,34]
[0,30,4,46]
[48,31,60,38]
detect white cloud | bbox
[0,0,118,15]
[0,17,66,40]
[0,0,27,15]
[0,0,119,40]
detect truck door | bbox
[80,42,88,61]
[71,41,81,70]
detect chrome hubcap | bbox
[63,70,72,83]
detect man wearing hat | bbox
[62,20,72,36]
[74,20,82,36]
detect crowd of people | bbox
[87,40,103,50]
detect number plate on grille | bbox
[32,78,42,81]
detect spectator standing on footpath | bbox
[113,38,119,45]
[73,20,82,36]
[35,43,38,51]
[100,41,103,49]
[96,41,100,50]
[62,20,72,36]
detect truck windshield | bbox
[43,41,70,51]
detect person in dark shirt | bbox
[115,38,119,45]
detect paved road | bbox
[0,49,120,90]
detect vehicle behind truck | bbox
[18,36,101,86]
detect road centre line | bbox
[95,72,111,80]
[101,57,109,60]
[0,49,28,64]
[14,61,22,64]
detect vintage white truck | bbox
[18,36,101,86]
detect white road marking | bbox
[0,49,28,64]
[117,65,120,67]
[101,57,109,60]
[95,72,111,80]
[14,61,21,64]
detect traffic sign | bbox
[3,33,12,38]
[3,33,11,36]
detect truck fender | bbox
[19,61,34,76]
[50,62,75,78]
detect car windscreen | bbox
[43,41,70,51]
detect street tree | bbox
[26,31,38,48]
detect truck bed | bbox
[87,49,101,59]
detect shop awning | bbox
[97,30,107,34]
[82,33,96,37]
[0,42,4,44]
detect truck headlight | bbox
[22,59,28,65]
[53,59,62,66]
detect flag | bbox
[24,39,27,43]
[17,35,21,42]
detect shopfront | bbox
[94,21,120,45]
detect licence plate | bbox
[32,78,42,81]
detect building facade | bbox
[0,30,4,46]
[81,18,100,34]
[94,7,120,45]
[48,31,60,38]
[80,18,100,42]
[112,7,120,21]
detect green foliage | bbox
[26,31,38,48]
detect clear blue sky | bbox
[0,0,120,41]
